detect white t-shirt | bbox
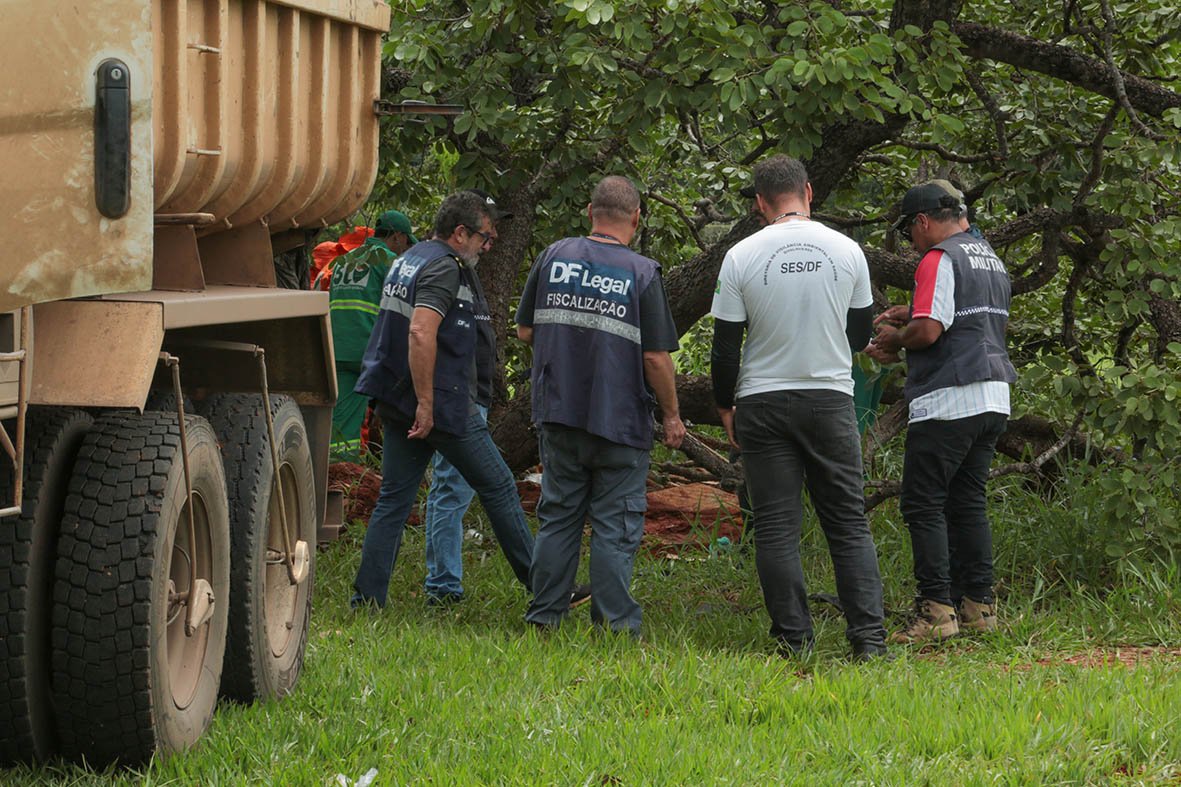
[710,220,873,398]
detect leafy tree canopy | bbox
[373,0,1181,549]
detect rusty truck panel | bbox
[0,0,389,313]
[0,0,155,313]
[152,0,386,233]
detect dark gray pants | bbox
[735,390,886,651]
[526,424,649,634]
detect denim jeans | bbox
[735,390,886,651]
[526,425,649,634]
[423,405,488,599]
[352,411,534,607]
[899,412,1007,606]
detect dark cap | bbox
[465,189,514,221]
[374,209,418,243]
[892,181,966,230]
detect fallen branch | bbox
[990,411,1085,479]
[864,412,1088,513]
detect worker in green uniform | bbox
[330,209,417,460]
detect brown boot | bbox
[889,598,959,644]
[959,597,997,633]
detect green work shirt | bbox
[329,237,396,365]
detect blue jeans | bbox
[735,390,886,651]
[352,410,534,607]
[526,425,649,634]
[423,405,488,598]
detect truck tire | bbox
[0,408,93,764]
[51,412,230,765]
[198,394,315,702]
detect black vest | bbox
[528,238,658,449]
[355,240,485,435]
[905,233,1018,401]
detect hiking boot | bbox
[958,597,997,633]
[570,584,592,609]
[888,598,959,644]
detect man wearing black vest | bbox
[516,175,685,636]
[868,180,1017,642]
[349,191,534,608]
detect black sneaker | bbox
[851,642,896,663]
[426,592,464,607]
[570,584,592,608]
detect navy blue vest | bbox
[528,238,658,449]
[905,233,1018,401]
[354,239,485,435]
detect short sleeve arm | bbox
[414,257,461,316]
[850,246,873,309]
[639,271,679,352]
[514,257,542,327]
[709,252,747,323]
[911,250,955,329]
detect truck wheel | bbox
[51,412,230,765]
[198,394,315,702]
[0,408,93,764]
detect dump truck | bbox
[0,0,391,766]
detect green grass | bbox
[7,477,1181,785]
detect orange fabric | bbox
[310,227,375,290]
[311,242,344,290]
[339,225,375,251]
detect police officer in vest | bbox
[516,175,685,636]
[350,191,534,608]
[867,181,1017,642]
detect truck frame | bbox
[0,0,390,766]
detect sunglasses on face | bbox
[896,214,921,243]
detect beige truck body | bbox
[0,0,391,536]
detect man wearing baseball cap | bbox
[868,180,1017,642]
[328,209,417,459]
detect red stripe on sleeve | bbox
[911,249,945,319]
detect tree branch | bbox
[1075,103,1120,206]
[953,21,1181,117]
[964,69,1010,159]
[1097,0,1167,140]
[648,191,707,251]
[990,411,1085,479]
[893,138,999,164]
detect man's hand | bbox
[407,401,434,439]
[874,304,910,328]
[716,406,740,451]
[863,341,901,365]
[662,414,686,449]
[872,323,903,353]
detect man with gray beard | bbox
[350,191,534,608]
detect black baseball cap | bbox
[892,181,966,231]
[466,189,514,221]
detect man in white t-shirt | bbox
[709,154,888,661]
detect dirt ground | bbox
[331,462,744,551]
